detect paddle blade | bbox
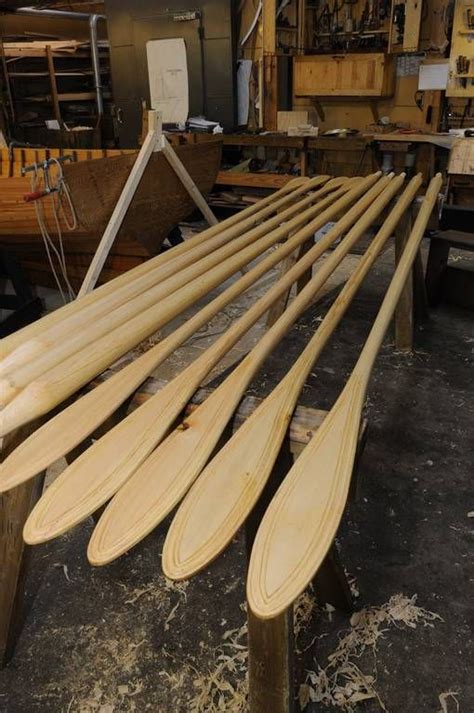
[247,376,365,619]
[87,383,241,566]
[0,356,155,492]
[22,378,185,545]
[162,380,296,580]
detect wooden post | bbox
[78,111,163,297]
[262,0,278,131]
[248,607,295,713]
[297,0,306,54]
[246,443,296,713]
[0,423,45,665]
[394,205,414,350]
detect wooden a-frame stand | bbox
[78,110,218,297]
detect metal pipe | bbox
[89,14,104,116]
[13,7,106,116]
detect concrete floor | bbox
[0,238,472,712]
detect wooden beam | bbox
[78,111,163,296]
[262,0,277,55]
[161,136,218,226]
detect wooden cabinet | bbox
[294,53,396,97]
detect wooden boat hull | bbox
[0,139,222,290]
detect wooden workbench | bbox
[221,132,451,182]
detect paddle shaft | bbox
[22,177,391,544]
[84,177,413,562]
[0,177,332,377]
[0,183,350,452]
[0,186,359,472]
[1,179,346,397]
[0,177,313,359]
[354,173,442,382]
[0,175,381,435]
[246,174,443,619]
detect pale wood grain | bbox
[85,175,398,566]
[246,174,443,619]
[22,174,384,546]
[0,176,326,378]
[0,176,310,360]
[0,177,339,406]
[0,181,351,482]
[162,174,422,581]
[77,112,164,297]
[0,180,350,434]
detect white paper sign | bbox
[418,62,449,91]
[146,38,189,123]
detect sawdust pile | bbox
[299,594,443,712]
[189,619,248,713]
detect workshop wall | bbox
[238,0,463,133]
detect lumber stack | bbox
[0,172,442,621]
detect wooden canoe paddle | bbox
[0,178,339,403]
[0,177,310,361]
[0,177,330,378]
[161,173,423,581]
[0,181,354,484]
[0,180,355,434]
[246,173,442,620]
[22,174,386,546]
[84,174,404,566]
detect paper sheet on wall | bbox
[418,62,449,91]
[237,59,253,126]
[146,38,189,123]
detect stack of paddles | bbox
[0,172,442,620]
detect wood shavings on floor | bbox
[299,594,443,712]
[437,690,460,713]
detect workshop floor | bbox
[0,238,472,713]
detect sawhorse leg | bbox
[245,421,367,712]
[395,207,415,351]
[0,423,45,666]
[0,402,129,665]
